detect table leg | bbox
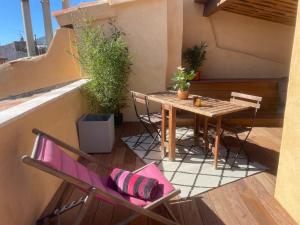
[160,106,167,157]
[194,114,200,146]
[213,116,222,169]
[203,117,209,153]
[168,106,176,161]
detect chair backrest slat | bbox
[130,91,151,119]
[230,92,262,128]
[230,98,261,109]
[135,97,147,105]
[231,92,262,102]
[132,91,147,100]
[131,91,148,105]
[230,92,262,109]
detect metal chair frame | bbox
[131,91,162,153]
[221,92,262,167]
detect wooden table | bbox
[148,91,249,169]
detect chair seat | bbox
[139,112,162,124]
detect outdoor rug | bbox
[121,127,266,198]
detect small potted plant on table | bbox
[74,20,131,153]
[173,67,195,100]
[183,41,207,81]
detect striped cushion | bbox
[110,168,159,200]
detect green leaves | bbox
[183,41,207,72]
[172,67,195,91]
[75,20,131,114]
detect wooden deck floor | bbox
[43,123,296,225]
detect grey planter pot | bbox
[77,114,115,153]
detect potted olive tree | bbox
[183,41,207,81]
[172,67,195,100]
[75,20,131,153]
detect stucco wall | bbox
[275,2,300,223]
[0,90,88,225]
[0,28,81,99]
[183,0,295,79]
[166,0,183,87]
[55,0,178,121]
[112,0,168,121]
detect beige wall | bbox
[166,0,183,87]
[112,0,168,120]
[0,90,88,225]
[0,28,81,99]
[275,2,300,223]
[55,0,183,121]
[183,0,295,79]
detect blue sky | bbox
[0,0,93,45]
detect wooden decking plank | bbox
[147,206,170,225]
[47,184,75,225]
[110,206,133,225]
[254,172,276,196]
[168,199,185,225]
[177,198,204,225]
[245,175,297,225]
[80,198,99,225]
[207,188,242,225]
[193,195,224,225]
[40,182,72,224]
[58,188,86,225]
[237,180,277,225]
[221,182,260,225]
[92,201,114,225]
[130,214,148,225]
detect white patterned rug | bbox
[121,127,266,198]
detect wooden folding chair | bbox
[22,128,181,225]
[221,92,262,167]
[131,91,163,152]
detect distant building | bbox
[0,36,47,62]
[0,40,28,61]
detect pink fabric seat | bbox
[36,135,174,207]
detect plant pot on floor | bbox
[114,112,123,127]
[77,114,115,153]
[193,70,201,81]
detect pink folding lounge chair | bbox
[22,128,181,225]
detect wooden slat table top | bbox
[148,91,249,117]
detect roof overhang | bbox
[198,0,298,26]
